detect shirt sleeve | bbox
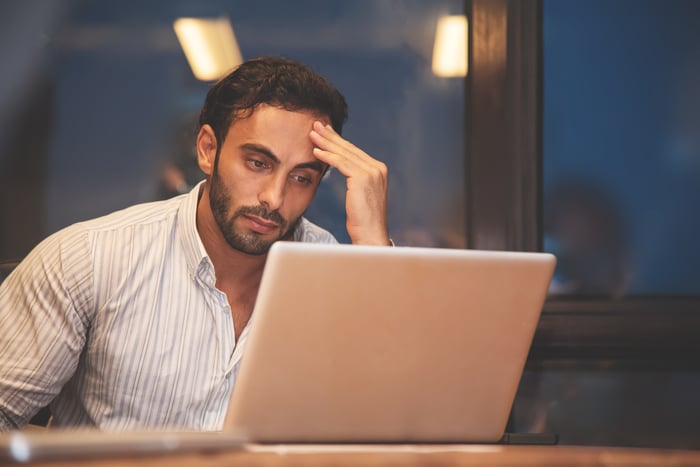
[294,217,339,244]
[0,226,94,430]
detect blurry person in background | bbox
[156,114,204,200]
[544,179,629,297]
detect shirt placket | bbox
[194,260,236,428]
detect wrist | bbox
[350,236,393,247]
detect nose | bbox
[258,173,286,212]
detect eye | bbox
[247,159,270,170]
[290,173,314,186]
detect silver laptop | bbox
[224,242,556,443]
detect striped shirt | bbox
[0,182,336,431]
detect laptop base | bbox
[249,433,559,446]
[498,432,559,445]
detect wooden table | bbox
[13,443,700,466]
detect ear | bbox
[196,124,218,177]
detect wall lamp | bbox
[432,15,468,78]
[173,17,243,81]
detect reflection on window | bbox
[543,0,700,295]
[0,0,466,260]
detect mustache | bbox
[234,205,287,226]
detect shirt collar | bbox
[178,180,210,277]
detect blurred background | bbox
[0,0,467,258]
[1,0,700,449]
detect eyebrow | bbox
[240,143,326,173]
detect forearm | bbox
[0,230,91,430]
[0,284,65,431]
[0,408,20,432]
[348,228,392,246]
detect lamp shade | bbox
[432,15,468,78]
[174,17,243,81]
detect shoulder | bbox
[19,195,187,290]
[293,217,338,244]
[23,195,184,259]
[71,195,185,235]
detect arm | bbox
[309,121,391,246]
[0,229,92,430]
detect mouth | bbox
[242,214,280,234]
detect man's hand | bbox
[309,121,390,246]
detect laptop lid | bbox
[224,242,556,443]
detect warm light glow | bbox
[432,15,468,78]
[173,17,243,81]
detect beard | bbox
[209,168,299,255]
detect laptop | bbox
[224,242,556,443]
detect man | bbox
[0,57,390,431]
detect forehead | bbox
[231,104,329,136]
[225,105,329,163]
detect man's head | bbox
[199,56,348,157]
[196,57,347,255]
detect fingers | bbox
[308,121,390,246]
[312,121,373,163]
[309,122,386,176]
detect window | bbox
[543,0,700,296]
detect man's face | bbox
[207,105,328,255]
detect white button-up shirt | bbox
[0,183,336,431]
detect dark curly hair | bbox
[198,56,348,152]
